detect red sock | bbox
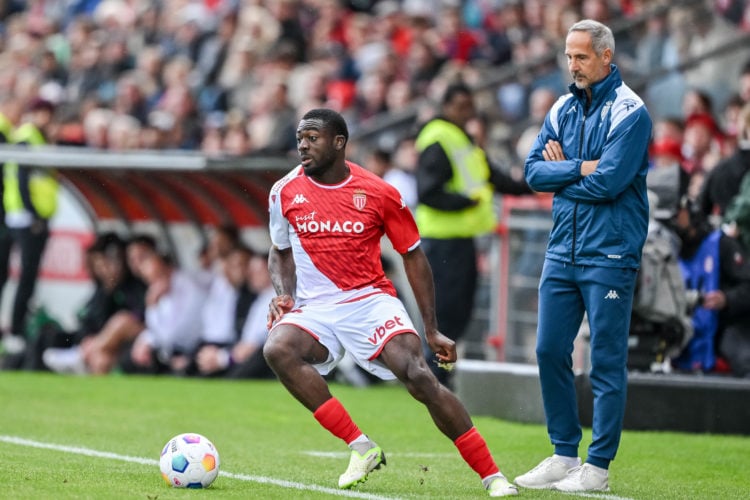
[313,397,363,445]
[454,427,500,479]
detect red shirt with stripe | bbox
[269,161,420,305]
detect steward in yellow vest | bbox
[414,82,532,385]
[4,119,59,224]
[0,98,58,353]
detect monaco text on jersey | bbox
[295,218,366,234]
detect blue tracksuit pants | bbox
[536,259,636,469]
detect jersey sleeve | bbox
[268,185,291,250]
[382,184,421,254]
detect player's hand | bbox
[425,329,457,364]
[267,294,295,329]
[542,140,565,162]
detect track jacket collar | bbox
[569,64,621,109]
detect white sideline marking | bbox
[563,494,636,500]
[0,435,400,500]
[303,451,454,459]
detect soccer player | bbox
[264,108,517,497]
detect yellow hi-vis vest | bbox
[0,113,13,142]
[3,123,59,219]
[414,118,496,238]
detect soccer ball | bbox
[160,433,220,488]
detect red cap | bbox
[650,138,683,160]
[685,112,720,136]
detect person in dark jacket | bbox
[699,102,750,220]
[673,198,750,378]
[36,232,147,373]
[516,20,652,493]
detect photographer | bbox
[673,197,750,376]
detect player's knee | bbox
[262,335,289,370]
[401,359,439,403]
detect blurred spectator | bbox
[386,134,419,211]
[107,113,141,150]
[653,116,686,152]
[682,88,715,124]
[195,247,274,379]
[515,87,558,161]
[700,102,750,220]
[195,224,241,287]
[200,111,225,155]
[192,8,237,114]
[268,0,307,64]
[125,245,207,375]
[431,4,481,65]
[83,106,115,148]
[192,244,254,377]
[39,233,147,374]
[222,116,253,156]
[0,99,59,358]
[648,137,690,221]
[739,59,750,104]
[246,78,296,154]
[363,147,391,178]
[405,38,445,98]
[721,94,746,148]
[672,198,750,376]
[682,112,724,178]
[0,0,741,161]
[679,2,750,114]
[111,71,150,125]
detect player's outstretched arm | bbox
[401,247,457,363]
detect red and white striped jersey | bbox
[269,161,420,305]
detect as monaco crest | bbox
[353,190,367,211]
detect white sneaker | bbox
[486,475,519,497]
[2,335,26,355]
[551,463,610,492]
[43,347,88,375]
[337,445,386,489]
[515,455,581,489]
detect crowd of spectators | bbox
[0,0,747,164]
[3,0,750,378]
[12,225,277,378]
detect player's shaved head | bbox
[301,108,349,143]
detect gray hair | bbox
[568,19,615,56]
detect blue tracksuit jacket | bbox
[525,65,652,269]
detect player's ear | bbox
[334,135,346,150]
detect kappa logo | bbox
[292,193,309,204]
[604,289,620,300]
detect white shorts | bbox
[270,293,418,380]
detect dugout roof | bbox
[0,145,292,231]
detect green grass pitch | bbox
[0,372,747,499]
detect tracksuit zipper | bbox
[572,99,589,265]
